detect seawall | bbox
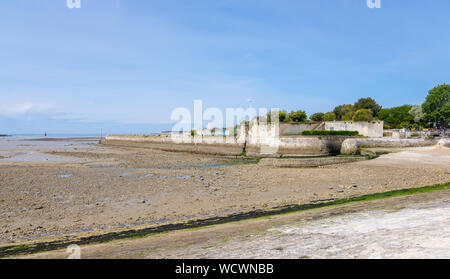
[104,135,350,157]
[104,135,447,157]
[104,135,245,156]
[341,138,439,155]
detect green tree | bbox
[342,112,354,121]
[377,105,414,128]
[267,110,287,122]
[333,104,355,121]
[352,109,373,122]
[354,97,382,117]
[323,112,336,121]
[310,112,325,122]
[409,105,424,123]
[399,121,411,129]
[422,84,450,127]
[278,110,288,122]
[288,110,308,122]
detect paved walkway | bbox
[187,196,450,259]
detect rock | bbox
[437,138,450,148]
[340,139,360,155]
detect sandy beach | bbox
[0,137,449,252]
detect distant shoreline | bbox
[30,137,99,142]
[1,135,101,140]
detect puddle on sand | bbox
[176,175,192,180]
[0,138,97,150]
[1,152,86,163]
[144,174,193,180]
[89,165,128,169]
[57,174,73,178]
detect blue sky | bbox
[0,0,449,134]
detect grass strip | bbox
[301,130,359,136]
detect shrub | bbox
[422,84,450,127]
[377,105,414,128]
[409,105,424,123]
[301,130,359,136]
[267,110,288,122]
[310,113,325,122]
[333,104,355,121]
[352,109,373,122]
[288,110,308,122]
[323,112,336,121]
[383,123,393,129]
[354,97,382,117]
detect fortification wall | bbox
[245,136,325,156]
[248,121,384,138]
[268,136,346,156]
[324,121,384,138]
[279,123,314,136]
[105,135,347,156]
[106,134,245,144]
[105,135,245,156]
[341,138,437,154]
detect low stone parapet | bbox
[341,138,438,155]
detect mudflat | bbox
[18,187,450,259]
[0,138,449,245]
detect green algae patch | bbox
[1,183,449,258]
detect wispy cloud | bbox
[0,103,54,118]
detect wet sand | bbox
[0,138,449,248]
[16,188,450,259]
